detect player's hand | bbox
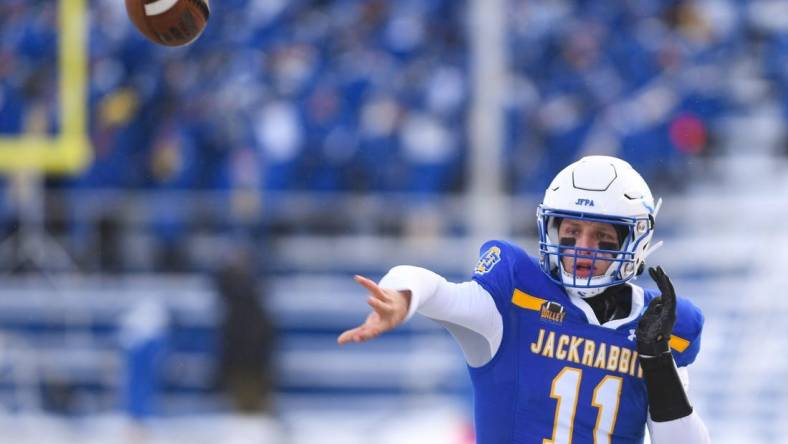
[337,275,411,345]
[636,266,677,357]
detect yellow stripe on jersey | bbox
[669,335,690,352]
[512,289,546,311]
[512,289,694,353]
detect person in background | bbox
[119,298,169,420]
[214,248,276,413]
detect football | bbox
[125,0,210,47]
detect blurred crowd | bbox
[1,0,468,195]
[1,0,784,199]
[0,0,785,267]
[505,0,787,191]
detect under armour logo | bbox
[627,329,637,342]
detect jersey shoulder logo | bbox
[539,301,566,325]
[475,246,502,275]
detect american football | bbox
[125,0,209,47]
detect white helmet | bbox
[536,156,662,298]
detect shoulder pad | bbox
[472,240,528,306]
[669,295,705,367]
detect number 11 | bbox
[543,367,623,444]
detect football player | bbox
[339,156,710,444]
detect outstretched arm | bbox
[337,266,503,367]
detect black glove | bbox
[636,266,676,357]
[636,266,693,421]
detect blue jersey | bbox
[470,240,704,444]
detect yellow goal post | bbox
[0,0,92,175]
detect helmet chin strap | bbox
[565,285,606,299]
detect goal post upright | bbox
[0,0,92,175]
[0,0,90,273]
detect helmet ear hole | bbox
[636,262,645,276]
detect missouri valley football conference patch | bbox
[475,246,502,275]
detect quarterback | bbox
[339,156,711,443]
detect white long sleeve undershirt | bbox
[379,265,502,367]
[378,265,711,444]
